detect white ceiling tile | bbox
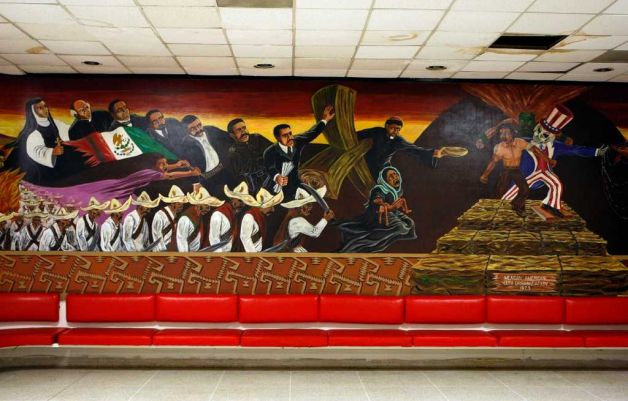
[557,72,619,81]
[0,23,30,40]
[231,45,292,58]
[40,41,111,55]
[2,53,66,66]
[17,23,97,41]
[294,58,352,69]
[609,74,628,82]
[221,8,292,30]
[617,42,628,51]
[348,69,402,78]
[518,61,579,72]
[74,65,131,74]
[581,15,628,36]
[453,71,509,79]
[296,30,362,46]
[507,13,594,35]
[168,44,231,56]
[86,27,161,44]
[19,65,77,74]
[0,65,24,75]
[534,49,605,62]
[368,9,444,31]
[506,72,562,80]
[128,66,185,74]
[568,62,628,75]
[0,0,56,3]
[406,59,468,72]
[297,0,371,8]
[295,46,355,58]
[239,67,292,76]
[158,28,227,44]
[351,58,410,70]
[60,0,136,5]
[400,69,455,78]
[361,30,429,46]
[0,4,73,24]
[66,6,149,28]
[59,55,123,67]
[143,6,220,28]
[529,0,614,14]
[184,66,238,75]
[226,30,292,45]
[109,41,170,56]
[416,46,482,60]
[374,0,452,9]
[0,56,9,65]
[0,39,43,53]
[297,9,367,30]
[355,45,419,59]
[294,68,347,77]
[439,11,520,33]
[604,0,628,14]
[451,0,533,12]
[117,55,179,67]
[236,57,291,69]
[462,60,525,71]
[137,0,216,4]
[177,56,236,69]
[557,35,628,50]
[427,31,500,47]
[474,49,541,61]
[0,16,4,22]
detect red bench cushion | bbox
[565,297,628,325]
[576,331,628,347]
[319,295,404,324]
[487,296,564,324]
[411,330,497,346]
[327,330,412,346]
[405,296,485,323]
[153,329,242,346]
[58,328,155,346]
[66,294,155,322]
[156,295,238,322]
[239,295,318,323]
[494,330,584,347]
[0,293,59,322]
[0,328,65,348]
[241,329,327,347]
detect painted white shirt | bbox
[287,217,328,253]
[39,223,76,251]
[209,210,233,252]
[240,212,262,252]
[176,215,201,252]
[10,221,25,250]
[151,207,176,252]
[18,223,45,251]
[25,119,70,168]
[192,134,220,172]
[122,210,149,252]
[75,214,99,251]
[100,217,123,252]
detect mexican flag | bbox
[68,126,178,166]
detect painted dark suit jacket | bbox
[183,128,232,173]
[263,121,326,200]
[358,127,436,179]
[147,118,187,158]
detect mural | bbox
[0,76,626,260]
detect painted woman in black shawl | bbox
[338,166,416,252]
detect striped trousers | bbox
[501,169,563,209]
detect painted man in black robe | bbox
[358,116,443,180]
[226,118,272,193]
[338,166,416,252]
[145,109,186,157]
[107,99,148,131]
[68,99,97,140]
[263,105,335,200]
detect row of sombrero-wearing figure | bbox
[0,182,333,253]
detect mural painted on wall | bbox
[0,77,626,258]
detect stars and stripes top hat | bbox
[540,104,574,133]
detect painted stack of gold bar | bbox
[413,199,628,296]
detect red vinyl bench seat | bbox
[410,330,498,347]
[327,330,412,347]
[240,329,328,347]
[58,328,156,346]
[494,330,585,347]
[575,331,628,347]
[0,328,65,348]
[153,329,242,346]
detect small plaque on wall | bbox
[490,272,558,294]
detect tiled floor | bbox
[0,368,626,401]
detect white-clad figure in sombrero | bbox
[0,212,15,250]
[9,208,26,250]
[273,186,335,252]
[100,197,132,252]
[122,192,159,252]
[236,183,283,252]
[501,105,606,217]
[151,185,188,252]
[208,184,247,252]
[75,197,109,251]
[177,185,223,252]
[39,207,78,251]
[18,210,47,251]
